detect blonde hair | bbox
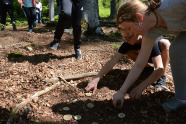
[116,0,161,24]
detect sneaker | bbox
[49,39,60,50]
[75,49,82,60]
[29,29,33,32]
[155,75,168,91]
[162,97,186,111]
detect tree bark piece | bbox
[7,72,98,124]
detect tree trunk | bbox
[49,0,55,21]
[83,0,104,36]
[110,0,117,19]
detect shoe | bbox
[75,49,82,60]
[29,29,33,32]
[155,75,168,91]
[162,97,186,111]
[12,22,17,31]
[49,39,60,50]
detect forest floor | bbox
[0,21,186,124]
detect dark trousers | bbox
[0,4,15,25]
[54,0,84,50]
[23,7,36,29]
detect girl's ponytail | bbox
[147,0,161,11]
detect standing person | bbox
[108,0,186,111]
[35,0,42,24]
[85,35,170,96]
[0,0,17,31]
[49,0,84,60]
[18,0,36,32]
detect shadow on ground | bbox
[77,67,154,92]
[0,106,36,124]
[52,91,186,124]
[8,53,75,65]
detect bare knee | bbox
[159,39,171,52]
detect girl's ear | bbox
[135,13,143,22]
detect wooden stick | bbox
[44,72,98,83]
[7,72,98,124]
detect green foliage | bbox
[16,20,28,26]
[98,0,111,18]
[0,23,4,29]
[81,18,88,33]
[7,52,23,59]
[109,30,121,37]
[111,43,121,48]
[98,0,122,18]
[23,43,37,49]
[141,0,147,2]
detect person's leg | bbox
[155,39,171,91]
[162,32,186,111]
[36,12,39,24]
[39,11,42,24]
[1,5,7,30]
[71,0,84,60]
[158,39,171,75]
[7,5,17,30]
[30,7,36,27]
[50,0,72,50]
[23,7,32,31]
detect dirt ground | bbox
[0,23,185,124]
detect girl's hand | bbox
[130,83,145,99]
[85,78,99,94]
[113,91,125,109]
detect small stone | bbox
[72,99,78,103]
[63,114,72,120]
[26,46,33,51]
[87,103,94,109]
[85,93,92,97]
[118,113,125,118]
[63,107,70,111]
[74,115,81,120]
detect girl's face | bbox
[118,21,145,45]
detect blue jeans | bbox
[36,11,42,24]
